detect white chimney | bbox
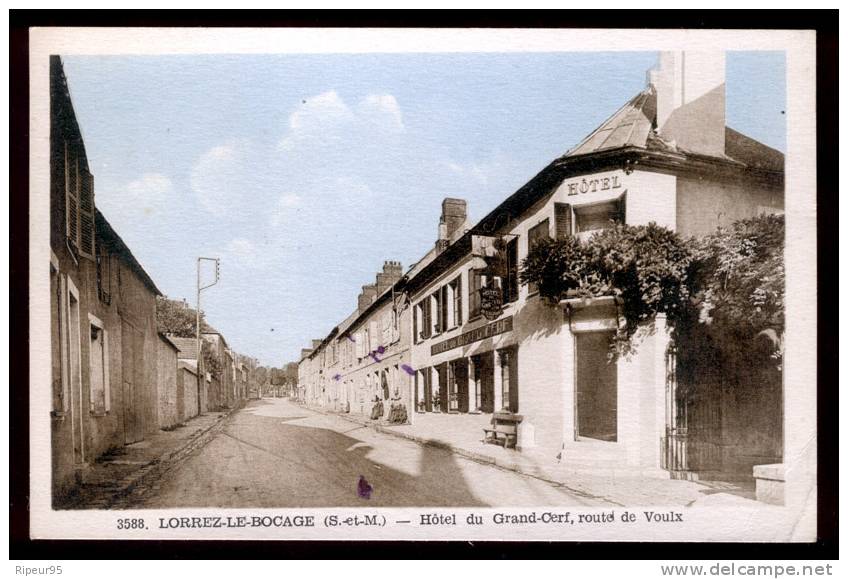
[648,51,726,158]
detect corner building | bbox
[408,51,783,477]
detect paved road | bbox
[135,398,610,508]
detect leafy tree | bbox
[156,297,215,338]
[690,213,785,360]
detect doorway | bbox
[575,331,618,442]
[121,319,145,444]
[472,352,495,413]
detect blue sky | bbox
[61,51,785,366]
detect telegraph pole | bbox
[196,257,221,414]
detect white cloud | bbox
[269,193,304,226]
[279,91,404,151]
[124,173,173,215]
[444,160,490,186]
[190,143,245,216]
[358,94,404,132]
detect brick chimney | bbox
[358,283,378,311]
[436,198,467,253]
[647,51,726,158]
[375,260,403,295]
[300,348,313,360]
[311,339,322,350]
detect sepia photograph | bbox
[23,25,821,545]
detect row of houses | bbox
[297,52,786,492]
[49,56,251,504]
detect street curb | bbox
[75,405,243,509]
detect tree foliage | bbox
[690,213,785,341]
[156,297,215,338]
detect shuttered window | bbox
[65,142,79,250]
[554,203,573,239]
[64,141,96,260]
[79,169,95,258]
[421,300,432,339]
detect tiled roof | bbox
[724,126,784,172]
[565,88,656,157]
[167,335,200,360]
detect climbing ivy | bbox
[520,215,784,360]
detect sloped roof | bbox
[724,126,784,172]
[565,88,656,157]
[96,210,162,296]
[167,335,200,360]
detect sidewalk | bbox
[57,408,237,510]
[312,404,759,507]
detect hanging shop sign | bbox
[480,286,504,321]
[431,315,513,356]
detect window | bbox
[469,269,484,319]
[503,237,519,303]
[420,299,432,340]
[574,195,626,238]
[431,290,443,335]
[88,314,110,414]
[64,142,96,260]
[445,275,462,328]
[527,219,551,295]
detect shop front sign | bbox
[431,315,513,356]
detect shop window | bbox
[89,316,110,414]
[574,195,626,239]
[527,219,551,295]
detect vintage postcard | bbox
[28,26,818,542]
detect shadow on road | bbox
[140,399,489,508]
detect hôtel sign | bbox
[565,173,623,197]
[431,315,513,356]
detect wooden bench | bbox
[483,412,523,449]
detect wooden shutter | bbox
[413,304,419,343]
[615,192,627,225]
[440,285,449,331]
[454,276,463,326]
[78,169,95,259]
[65,142,79,250]
[554,203,573,239]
